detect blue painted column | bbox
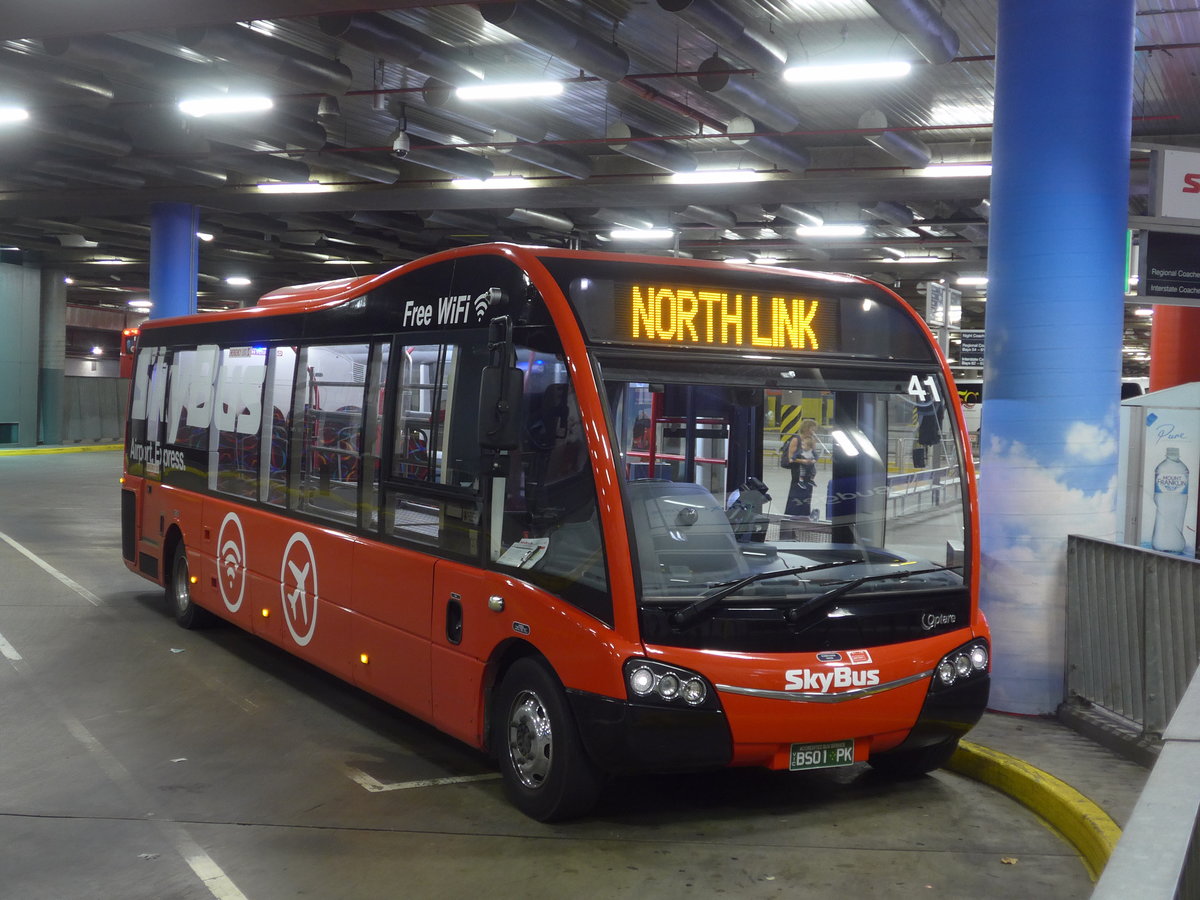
[981,0,1135,713]
[150,202,199,319]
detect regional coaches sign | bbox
[1141,231,1200,302]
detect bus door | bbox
[126,345,171,567]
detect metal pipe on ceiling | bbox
[209,149,311,183]
[30,157,146,189]
[420,209,498,231]
[727,116,811,173]
[177,24,352,95]
[0,49,113,108]
[492,132,593,180]
[656,0,787,75]
[864,0,960,66]
[318,12,483,87]
[191,112,328,153]
[582,208,657,230]
[350,210,426,233]
[607,121,698,173]
[479,2,631,83]
[402,146,494,180]
[20,113,133,157]
[767,203,823,228]
[863,200,917,226]
[858,110,932,169]
[696,56,802,134]
[501,208,576,233]
[39,34,216,83]
[671,205,736,229]
[311,150,400,185]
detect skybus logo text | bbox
[784,667,881,692]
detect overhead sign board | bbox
[1140,230,1200,302]
[959,329,986,368]
[1152,148,1200,221]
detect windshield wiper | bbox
[783,566,949,627]
[670,559,861,628]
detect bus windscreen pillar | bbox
[981,0,1135,713]
[149,202,198,320]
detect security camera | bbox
[391,131,411,158]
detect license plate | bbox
[789,739,855,771]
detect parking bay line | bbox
[340,765,501,793]
[0,529,103,607]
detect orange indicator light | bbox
[359,653,369,665]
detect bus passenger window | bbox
[383,341,483,557]
[212,347,267,499]
[263,346,298,507]
[296,343,370,523]
[166,345,217,450]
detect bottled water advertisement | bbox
[1140,410,1199,557]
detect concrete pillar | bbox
[150,202,198,319]
[38,268,66,445]
[980,0,1136,713]
[1149,306,1200,391]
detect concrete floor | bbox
[0,451,1096,899]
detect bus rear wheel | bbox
[867,737,960,778]
[493,658,603,822]
[168,543,215,630]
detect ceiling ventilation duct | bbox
[403,147,495,180]
[40,34,215,84]
[696,57,802,134]
[177,24,352,95]
[607,122,698,173]
[480,2,630,83]
[972,199,991,220]
[671,205,736,230]
[30,157,146,189]
[583,209,657,231]
[767,203,823,228]
[493,131,593,180]
[421,78,548,143]
[957,224,988,243]
[864,0,960,65]
[210,149,311,183]
[350,210,426,233]
[858,109,932,169]
[656,0,787,75]
[502,208,575,233]
[420,209,499,232]
[193,113,328,152]
[319,13,483,86]
[113,157,229,188]
[312,151,400,185]
[23,113,133,157]
[727,115,811,173]
[0,48,113,108]
[863,200,917,227]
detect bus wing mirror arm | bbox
[479,316,523,451]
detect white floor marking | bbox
[341,764,501,793]
[0,529,104,606]
[0,630,22,661]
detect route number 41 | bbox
[907,374,942,403]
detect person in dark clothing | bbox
[781,418,819,517]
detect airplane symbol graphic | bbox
[287,559,311,623]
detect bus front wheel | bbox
[493,658,603,822]
[168,543,215,630]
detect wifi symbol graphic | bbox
[473,291,493,320]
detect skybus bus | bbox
[121,243,989,821]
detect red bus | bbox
[121,244,988,820]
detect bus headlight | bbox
[623,658,717,709]
[931,639,989,692]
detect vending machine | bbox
[1117,382,1200,558]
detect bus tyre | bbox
[493,658,603,822]
[867,737,960,779]
[168,543,215,630]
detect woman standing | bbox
[781,418,819,517]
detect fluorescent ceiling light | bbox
[322,259,377,265]
[1134,308,1154,317]
[63,276,74,284]
[921,163,993,177]
[754,256,780,265]
[178,95,273,117]
[670,169,763,185]
[0,106,30,123]
[128,299,153,309]
[895,256,945,263]
[723,257,752,265]
[610,228,675,240]
[451,176,530,189]
[455,81,563,101]
[256,182,332,193]
[783,61,912,84]
[196,231,214,242]
[957,276,989,286]
[795,224,866,238]
[225,276,252,286]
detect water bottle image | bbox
[1151,447,1190,553]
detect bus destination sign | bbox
[619,283,840,352]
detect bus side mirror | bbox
[479,316,523,451]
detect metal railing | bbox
[1066,535,1200,897]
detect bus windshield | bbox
[601,362,967,609]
